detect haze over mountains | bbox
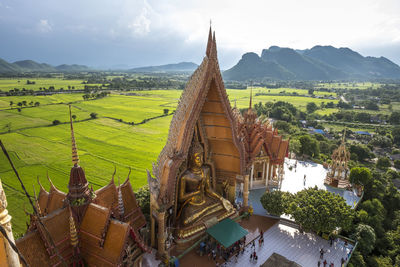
[2,45,400,81]
[223,45,400,81]
[0,58,91,73]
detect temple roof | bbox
[236,102,289,165]
[17,106,148,266]
[152,27,246,206]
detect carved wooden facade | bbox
[148,27,246,255]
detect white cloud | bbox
[128,1,151,36]
[37,19,52,33]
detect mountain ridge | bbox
[224,45,400,81]
[0,58,92,73]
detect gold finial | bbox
[342,128,347,143]
[69,207,79,247]
[69,105,79,166]
[249,85,253,110]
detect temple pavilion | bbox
[15,107,148,266]
[324,133,351,189]
[233,93,289,190]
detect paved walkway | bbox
[224,222,353,267]
[237,159,361,216]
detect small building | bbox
[324,135,351,189]
[233,95,289,190]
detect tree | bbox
[9,101,13,109]
[135,185,150,218]
[17,102,22,108]
[260,191,293,216]
[299,135,319,157]
[34,102,40,107]
[288,187,354,233]
[376,157,391,170]
[72,114,77,121]
[163,108,169,115]
[22,100,27,106]
[392,127,400,145]
[306,102,318,113]
[349,144,371,162]
[90,112,98,119]
[351,224,376,256]
[52,120,61,125]
[389,111,400,124]
[308,88,314,95]
[349,167,372,186]
[290,139,301,156]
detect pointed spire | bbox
[249,86,253,110]
[342,128,347,143]
[69,105,79,166]
[117,176,124,219]
[69,207,79,247]
[212,30,217,58]
[47,171,56,191]
[109,166,116,185]
[205,25,213,57]
[33,185,41,216]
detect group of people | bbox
[249,230,264,263]
[318,248,347,267]
[200,236,247,265]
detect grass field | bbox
[0,87,339,236]
[0,78,104,92]
[316,82,381,90]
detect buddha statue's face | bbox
[191,152,203,168]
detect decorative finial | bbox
[33,184,41,216]
[342,128,347,143]
[206,24,213,57]
[69,105,79,166]
[117,176,125,219]
[249,85,253,110]
[69,206,79,247]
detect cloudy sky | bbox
[0,0,399,69]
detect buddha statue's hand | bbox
[221,197,233,211]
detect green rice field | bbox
[0,87,340,236]
[0,77,104,92]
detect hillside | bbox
[129,62,198,73]
[0,58,91,73]
[224,45,400,81]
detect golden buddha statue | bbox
[177,139,233,227]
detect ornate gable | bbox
[152,27,246,207]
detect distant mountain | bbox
[0,58,91,73]
[224,45,400,81]
[55,64,90,72]
[129,62,198,73]
[14,60,55,72]
[224,52,295,81]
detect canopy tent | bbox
[206,218,248,248]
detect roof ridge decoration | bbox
[152,26,245,205]
[69,105,79,166]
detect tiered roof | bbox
[151,26,245,208]
[16,106,147,267]
[234,92,289,167]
